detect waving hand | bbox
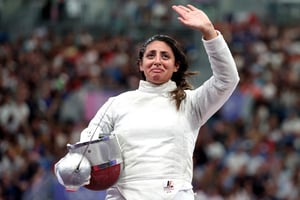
[172,4,218,40]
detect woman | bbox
[57,4,239,200]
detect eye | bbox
[146,54,154,59]
[145,52,155,59]
[161,53,170,60]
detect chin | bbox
[149,76,167,85]
[149,80,167,85]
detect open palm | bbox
[172,4,217,40]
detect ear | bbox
[139,62,144,71]
[174,63,179,72]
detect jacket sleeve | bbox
[188,31,239,126]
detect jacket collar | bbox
[138,80,177,94]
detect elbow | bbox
[229,73,240,92]
[228,67,240,88]
[224,72,240,89]
[219,73,240,93]
[233,73,240,87]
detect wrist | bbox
[202,29,218,40]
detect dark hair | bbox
[137,34,197,110]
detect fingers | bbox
[178,5,191,13]
[172,5,187,16]
[172,5,192,13]
[171,6,185,20]
[173,4,198,13]
[172,4,194,21]
[172,4,195,27]
[186,4,198,11]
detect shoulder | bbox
[184,87,199,96]
[109,90,139,104]
[114,89,139,99]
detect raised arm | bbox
[172,4,239,125]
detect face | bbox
[139,41,179,84]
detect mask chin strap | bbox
[75,99,115,172]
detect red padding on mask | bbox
[84,164,121,191]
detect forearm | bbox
[203,31,240,88]
[191,32,239,124]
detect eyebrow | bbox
[146,50,170,54]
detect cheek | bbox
[139,61,151,71]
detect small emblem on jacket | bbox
[164,180,174,193]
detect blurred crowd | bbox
[0,24,140,199]
[1,1,300,200]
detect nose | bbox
[154,56,162,66]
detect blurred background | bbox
[0,0,300,199]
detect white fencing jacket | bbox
[79,32,239,200]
